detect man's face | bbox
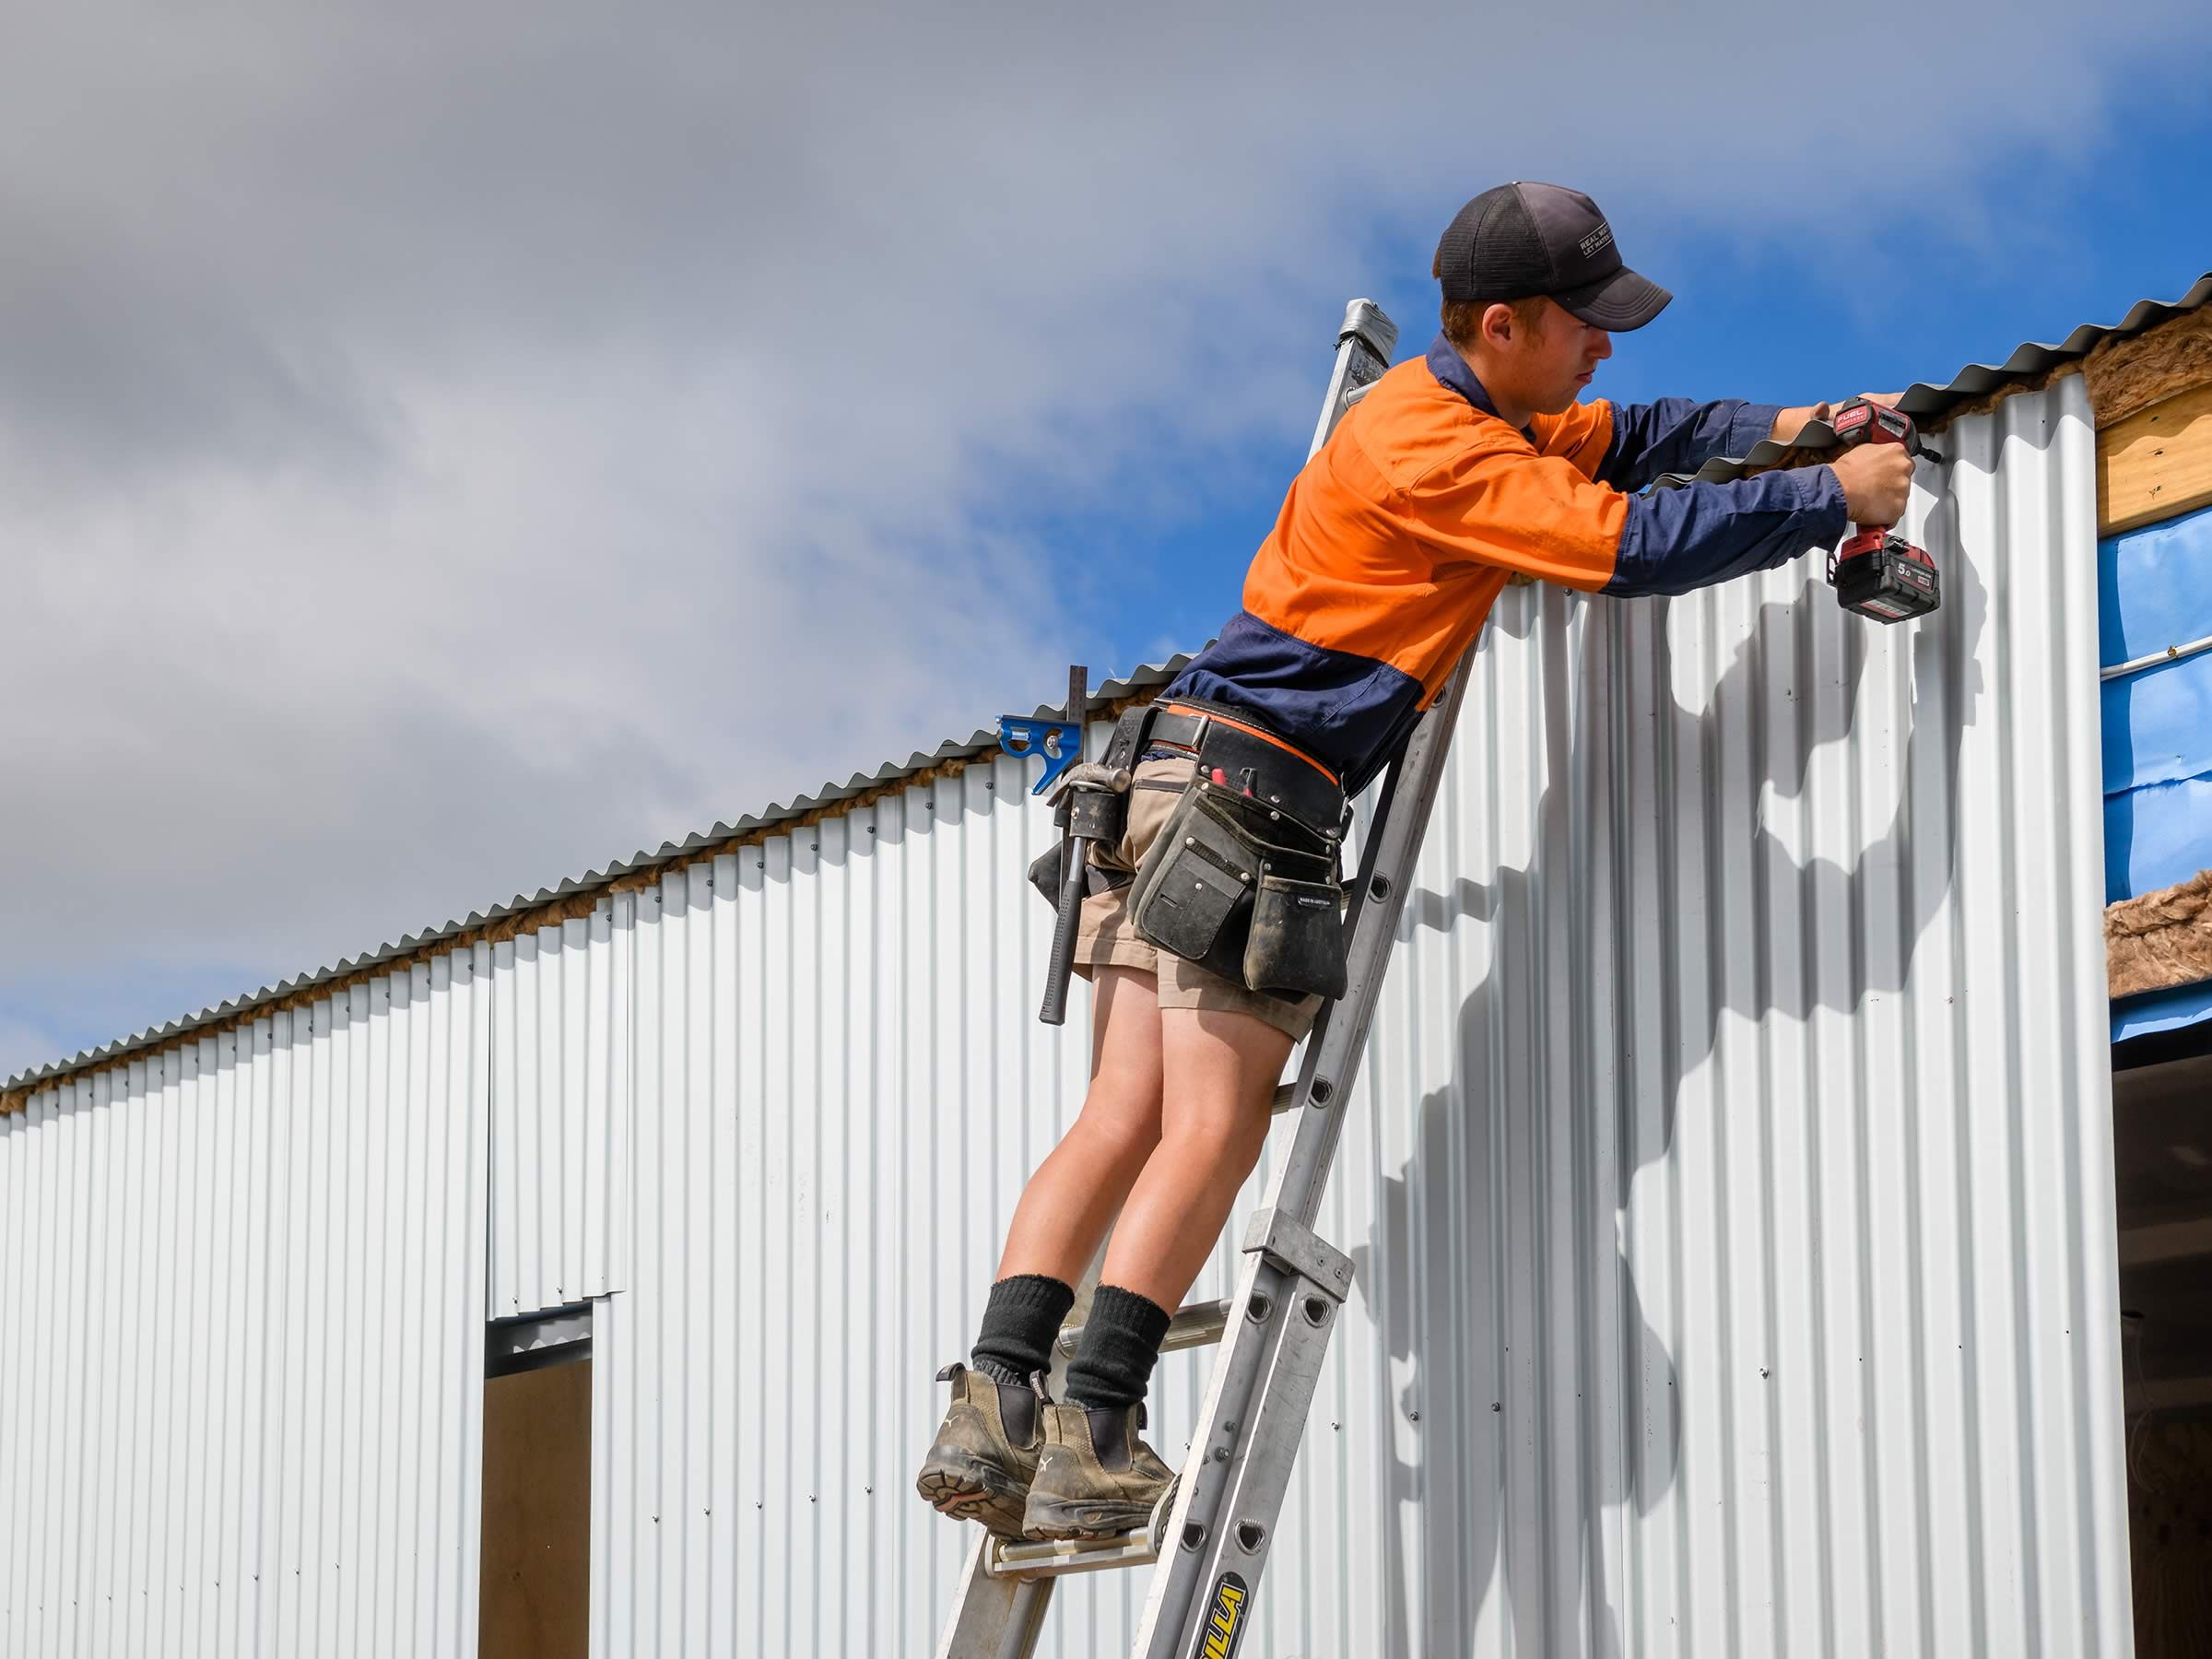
[1501,299,1613,415]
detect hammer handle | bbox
[1038,665,1088,1026]
[1039,845,1088,1026]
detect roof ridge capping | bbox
[2,656,1196,1105]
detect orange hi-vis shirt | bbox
[1166,333,1846,791]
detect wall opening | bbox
[481,1307,593,1659]
[2113,1030,2212,1659]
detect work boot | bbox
[1020,1400,1177,1539]
[913,1363,1047,1538]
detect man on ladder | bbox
[916,180,1916,1626]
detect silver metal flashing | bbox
[488,895,635,1319]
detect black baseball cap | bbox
[1433,182,1672,331]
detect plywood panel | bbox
[481,1359,591,1659]
[2101,383,2212,535]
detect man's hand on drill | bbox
[1765,393,1912,524]
[1828,441,1915,527]
[1769,392,1901,446]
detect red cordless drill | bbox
[1824,396,1941,624]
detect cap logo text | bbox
[1578,222,1614,260]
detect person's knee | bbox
[1157,1097,1270,1162]
[1072,1074,1162,1167]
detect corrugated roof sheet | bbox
[1,659,1192,1092]
[1655,271,2212,488]
[12,267,2212,1096]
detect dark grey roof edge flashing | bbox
[5,655,1195,1092]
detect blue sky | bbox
[1036,101,2212,681]
[6,5,2212,1084]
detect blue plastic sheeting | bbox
[2112,976,2212,1044]
[2101,648,2212,794]
[2108,773,2212,900]
[2101,503,2212,905]
[2100,503,2212,666]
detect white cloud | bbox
[4,0,2204,1058]
[0,1016,62,1088]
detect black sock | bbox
[971,1274,1075,1388]
[1065,1285,1172,1411]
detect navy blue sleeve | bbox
[1597,399,1783,493]
[1603,466,1850,598]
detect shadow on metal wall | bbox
[1354,508,1983,1654]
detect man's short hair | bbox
[1433,252,1549,348]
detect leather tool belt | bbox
[1102,699,1347,841]
[1024,696,1354,1004]
[1119,699,1350,1001]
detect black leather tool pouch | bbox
[1242,873,1347,999]
[1129,781,1347,1002]
[1127,786,1256,983]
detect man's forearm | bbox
[1602,466,1851,597]
[1598,398,1783,492]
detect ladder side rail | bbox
[935,1548,1053,1659]
[1270,648,1474,1230]
[1308,300,1394,458]
[1133,650,1474,1657]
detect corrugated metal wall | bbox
[0,949,493,1659]
[588,375,2130,1657]
[1336,372,2127,1659]
[490,899,633,1318]
[0,382,2125,1659]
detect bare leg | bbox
[1098,1005,1294,1311]
[993,966,1164,1286]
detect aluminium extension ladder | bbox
[938,297,1477,1659]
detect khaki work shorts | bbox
[1070,756,1324,1044]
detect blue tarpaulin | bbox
[2113,979,2212,1044]
[2101,502,2212,1042]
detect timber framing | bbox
[2099,382,2212,535]
[2092,304,2212,535]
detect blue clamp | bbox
[998,716,1083,795]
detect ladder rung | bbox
[984,1529,1159,1580]
[1270,1081,1297,1114]
[1059,1297,1231,1359]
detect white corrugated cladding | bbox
[589,375,2129,1656]
[490,898,633,1318]
[0,950,492,1659]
